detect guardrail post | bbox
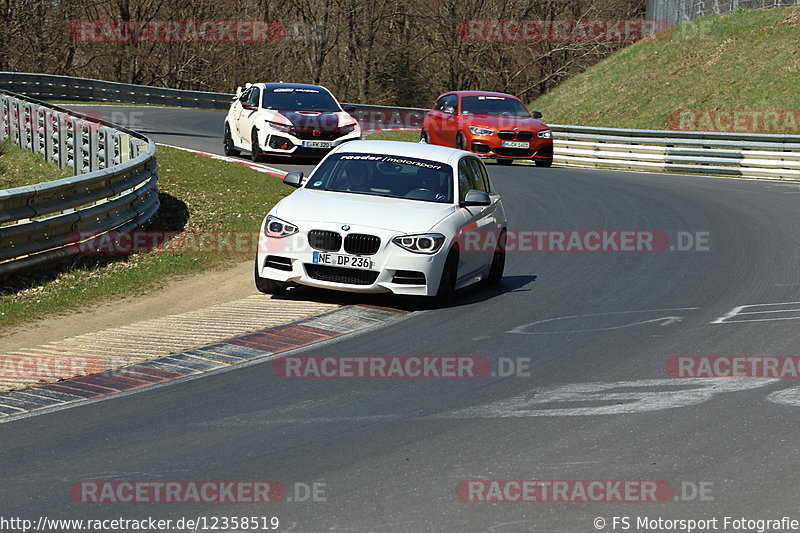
[56,113,67,169]
[71,117,83,174]
[88,126,99,172]
[43,108,54,163]
[0,95,7,139]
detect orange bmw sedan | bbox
[421,91,553,167]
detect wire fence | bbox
[647,0,800,25]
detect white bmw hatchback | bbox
[255,140,508,306]
[224,82,361,160]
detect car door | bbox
[456,156,499,281]
[437,94,460,147]
[238,86,261,145]
[426,94,457,146]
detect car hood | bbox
[276,110,355,133]
[463,114,548,132]
[273,189,456,233]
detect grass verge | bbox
[0,138,72,189]
[365,130,419,142]
[529,7,800,132]
[0,146,290,330]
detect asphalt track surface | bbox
[3,106,800,532]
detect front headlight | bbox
[340,122,357,134]
[267,120,294,134]
[264,215,299,238]
[537,129,552,139]
[468,126,495,136]
[392,233,446,254]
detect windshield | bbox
[305,153,454,203]
[461,95,531,117]
[262,86,341,112]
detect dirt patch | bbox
[0,260,258,352]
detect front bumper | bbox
[467,135,554,160]
[260,129,361,157]
[255,223,449,296]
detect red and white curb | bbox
[0,305,407,421]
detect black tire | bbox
[484,230,506,286]
[420,130,429,143]
[251,128,263,162]
[254,258,287,294]
[456,132,467,151]
[223,123,240,156]
[496,158,513,166]
[430,249,459,308]
[535,159,553,167]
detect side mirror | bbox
[235,86,243,98]
[532,110,543,119]
[461,190,491,207]
[443,106,456,115]
[283,171,304,188]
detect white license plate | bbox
[313,251,374,270]
[302,140,333,149]
[501,141,530,149]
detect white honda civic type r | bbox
[224,82,361,160]
[255,140,508,306]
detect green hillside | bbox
[529,7,800,133]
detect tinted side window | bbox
[466,158,489,192]
[239,88,251,103]
[247,87,260,107]
[457,159,472,202]
[442,95,458,113]
[434,96,448,111]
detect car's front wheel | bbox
[456,132,467,151]
[484,230,506,286]
[254,258,287,294]
[430,249,459,308]
[420,130,429,143]
[224,123,240,156]
[251,127,264,162]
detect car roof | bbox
[444,90,521,100]
[250,82,332,93]
[331,140,472,166]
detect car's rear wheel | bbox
[254,258,287,294]
[223,123,240,156]
[251,127,264,162]
[456,132,467,151]
[496,158,513,165]
[484,230,506,286]
[535,159,553,167]
[430,249,459,308]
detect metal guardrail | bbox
[1,72,798,199]
[0,89,159,277]
[0,72,232,110]
[550,124,800,180]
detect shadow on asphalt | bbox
[268,274,538,312]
